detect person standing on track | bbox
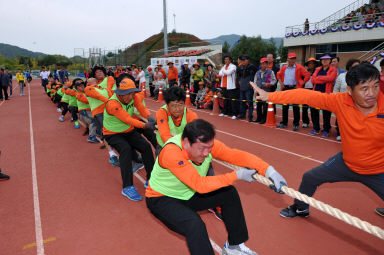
[5,69,13,98]
[250,62,384,218]
[167,61,179,87]
[309,53,337,138]
[84,66,120,167]
[276,53,310,131]
[40,67,50,92]
[0,68,10,101]
[146,119,287,255]
[103,78,156,201]
[218,55,237,119]
[16,69,26,96]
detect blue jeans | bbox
[295,152,384,209]
[239,89,254,120]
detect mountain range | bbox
[204,34,283,48]
[0,43,46,59]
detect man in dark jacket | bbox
[0,68,10,100]
[180,63,191,88]
[237,55,258,122]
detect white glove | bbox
[236,168,257,183]
[265,166,287,194]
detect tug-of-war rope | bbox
[215,160,384,240]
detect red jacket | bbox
[311,65,337,94]
[277,64,310,90]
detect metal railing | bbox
[319,0,369,24]
[285,12,384,34]
[359,41,384,61]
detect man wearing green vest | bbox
[103,78,156,201]
[146,119,287,255]
[66,79,81,129]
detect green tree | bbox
[230,35,276,66]
[222,41,230,54]
[278,45,289,63]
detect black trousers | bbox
[68,106,78,121]
[295,152,384,210]
[302,105,310,125]
[223,88,239,116]
[281,86,300,126]
[310,108,331,132]
[42,79,48,91]
[60,102,69,116]
[335,119,340,136]
[136,128,158,148]
[256,101,268,122]
[146,186,248,255]
[93,113,104,137]
[0,86,8,100]
[191,80,200,103]
[149,82,154,97]
[105,130,154,188]
[169,79,177,87]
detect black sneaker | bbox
[0,169,10,181]
[208,207,223,221]
[280,204,309,218]
[259,120,266,125]
[82,128,89,136]
[375,208,384,217]
[292,125,299,131]
[276,123,287,128]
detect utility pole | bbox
[163,0,168,55]
[173,13,176,32]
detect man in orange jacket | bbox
[146,119,287,254]
[251,63,384,218]
[167,61,178,87]
[276,53,310,131]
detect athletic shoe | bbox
[132,162,144,173]
[9,95,13,98]
[99,145,106,149]
[109,155,120,167]
[292,125,299,131]
[218,113,224,117]
[0,169,10,181]
[302,123,308,128]
[208,207,223,221]
[74,121,80,129]
[280,204,310,218]
[222,241,258,255]
[121,186,142,201]
[276,123,287,128]
[375,208,384,217]
[57,108,62,113]
[309,129,319,135]
[87,136,98,143]
[59,116,65,122]
[336,136,341,141]
[321,131,328,138]
[144,181,149,189]
[231,115,237,120]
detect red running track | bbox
[0,80,382,255]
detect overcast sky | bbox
[1,0,354,57]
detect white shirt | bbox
[219,63,237,90]
[40,71,50,80]
[137,71,146,84]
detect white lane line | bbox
[145,99,340,144]
[28,84,45,255]
[146,107,324,164]
[133,172,223,254]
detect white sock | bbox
[109,150,117,157]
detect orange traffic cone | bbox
[157,88,163,102]
[185,89,192,107]
[142,84,147,98]
[264,102,276,128]
[211,95,220,115]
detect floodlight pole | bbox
[163,0,168,55]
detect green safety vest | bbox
[77,92,90,111]
[86,76,115,111]
[156,105,188,147]
[68,88,78,107]
[61,89,70,103]
[103,94,135,133]
[57,88,64,97]
[149,134,212,200]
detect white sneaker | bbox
[59,116,65,122]
[222,241,258,255]
[336,136,341,141]
[57,108,62,113]
[302,123,308,128]
[231,116,237,120]
[219,113,224,117]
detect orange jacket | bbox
[311,66,337,94]
[146,139,270,197]
[156,107,198,143]
[159,68,167,79]
[269,89,384,175]
[167,66,179,81]
[84,85,114,116]
[277,64,310,90]
[103,94,150,135]
[202,91,214,104]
